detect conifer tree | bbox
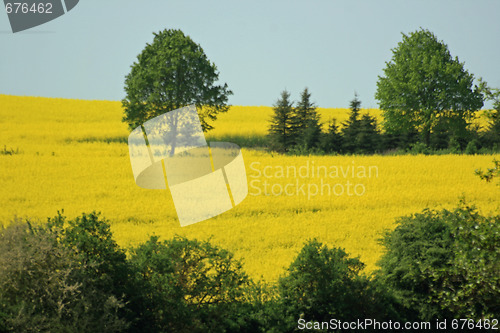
[268,90,295,152]
[293,88,322,149]
[321,119,343,153]
[341,93,362,153]
[357,113,380,154]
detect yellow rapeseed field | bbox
[0,95,498,282]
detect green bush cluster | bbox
[377,203,500,322]
[0,205,498,332]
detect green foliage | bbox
[376,29,483,145]
[278,239,400,331]
[448,137,461,154]
[357,113,380,154]
[478,78,500,115]
[47,212,142,330]
[122,29,232,132]
[377,209,454,320]
[269,89,325,154]
[0,218,128,333]
[320,119,343,154]
[428,205,500,319]
[407,142,431,155]
[292,88,322,150]
[240,281,283,333]
[465,139,479,155]
[341,94,362,153]
[377,204,500,320]
[2,209,498,331]
[129,235,251,332]
[206,134,268,149]
[341,94,381,154]
[475,159,500,185]
[268,90,295,152]
[429,118,451,150]
[478,79,500,148]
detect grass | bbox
[0,145,21,155]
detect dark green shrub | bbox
[429,118,451,150]
[129,235,251,332]
[407,142,431,155]
[0,218,128,333]
[377,209,454,320]
[48,212,146,331]
[448,136,462,153]
[278,239,401,332]
[429,205,500,319]
[377,204,500,320]
[320,119,343,154]
[465,139,479,154]
[357,113,381,154]
[238,281,284,333]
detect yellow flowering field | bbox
[0,95,498,282]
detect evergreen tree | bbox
[341,93,362,153]
[321,119,343,154]
[358,113,380,154]
[268,90,295,152]
[301,117,322,150]
[292,88,322,149]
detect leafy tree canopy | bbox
[122,29,232,132]
[376,29,483,144]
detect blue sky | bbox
[1,0,499,108]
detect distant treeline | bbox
[268,29,500,156]
[0,203,498,332]
[268,89,500,155]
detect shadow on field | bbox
[205,134,268,148]
[65,134,269,149]
[64,136,128,144]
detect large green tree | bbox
[375,29,483,146]
[122,29,232,132]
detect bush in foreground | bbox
[377,203,500,320]
[129,235,253,332]
[278,239,401,332]
[0,217,128,333]
[1,206,498,332]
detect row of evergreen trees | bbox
[268,89,380,154]
[268,88,500,155]
[268,88,320,152]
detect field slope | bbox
[0,95,498,281]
